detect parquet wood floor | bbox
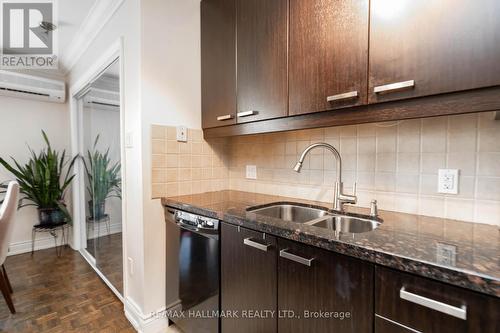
[87,233,123,295]
[0,247,135,333]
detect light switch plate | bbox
[438,169,459,194]
[246,165,257,179]
[125,132,134,148]
[176,126,188,142]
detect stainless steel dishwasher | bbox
[165,208,220,333]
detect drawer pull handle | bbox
[279,249,314,267]
[327,90,358,102]
[374,80,415,94]
[237,110,257,117]
[243,238,270,252]
[216,114,233,121]
[399,287,467,320]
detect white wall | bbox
[141,0,201,315]
[67,0,146,326]
[67,0,201,330]
[0,95,70,254]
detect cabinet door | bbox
[201,0,236,129]
[221,223,277,333]
[236,0,288,123]
[289,0,369,116]
[369,0,500,104]
[278,238,373,333]
[375,266,500,333]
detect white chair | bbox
[0,181,19,314]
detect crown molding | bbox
[60,0,125,75]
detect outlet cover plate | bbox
[438,169,459,194]
[436,243,457,266]
[176,126,188,142]
[246,165,257,179]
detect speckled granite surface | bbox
[162,190,500,298]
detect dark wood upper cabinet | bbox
[288,0,369,116]
[277,238,374,333]
[201,0,236,129]
[369,0,500,104]
[221,223,277,333]
[236,0,288,123]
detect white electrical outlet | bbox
[436,243,457,266]
[246,165,257,179]
[176,126,188,142]
[438,169,459,194]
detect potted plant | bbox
[83,135,121,220]
[0,131,77,225]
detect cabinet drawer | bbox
[375,267,500,333]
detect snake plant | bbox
[0,130,77,223]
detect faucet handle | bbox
[352,182,357,196]
[370,200,378,217]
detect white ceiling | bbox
[57,0,97,60]
[16,0,123,80]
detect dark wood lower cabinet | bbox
[375,267,500,333]
[375,316,416,333]
[277,238,374,333]
[221,223,277,333]
[220,225,499,333]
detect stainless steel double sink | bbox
[247,203,381,234]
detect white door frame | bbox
[69,38,127,301]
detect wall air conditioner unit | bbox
[0,70,65,103]
[83,88,120,111]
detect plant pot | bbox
[38,207,65,225]
[88,200,106,220]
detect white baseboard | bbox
[7,222,122,256]
[7,233,67,256]
[124,298,168,333]
[87,222,122,239]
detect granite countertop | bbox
[161,190,500,298]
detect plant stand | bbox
[86,214,111,246]
[31,222,69,257]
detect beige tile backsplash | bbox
[151,125,229,198]
[152,111,500,225]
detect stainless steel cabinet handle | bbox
[400,287,467,320]
[237,110,257,118]
[374,80,415,94]
[279,249,314,266]
[327,90,358,102]
[243,238,270,252]
[216,114,233,121]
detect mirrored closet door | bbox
[78,59,123,296]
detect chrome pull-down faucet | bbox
[293,142,357,212]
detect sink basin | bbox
[247,204,329,224]
[308,214,381,233]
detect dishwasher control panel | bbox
[175,210,220,230]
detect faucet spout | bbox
[294,142,356,212]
